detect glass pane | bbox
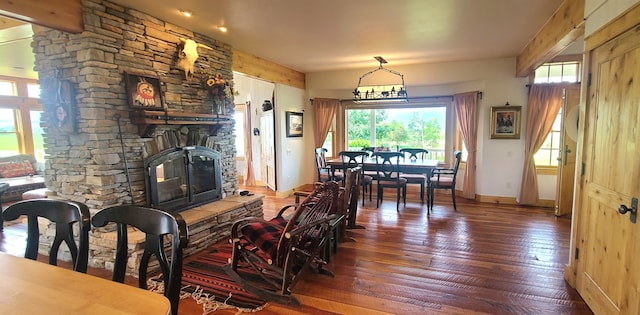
[27,83,41,98]
[234,111,244,157]
[0,81,16,96]
[534,148,555,166]
[562,63,578,83]
[548,64,563,83]
[346,106,446,160]
[346,109,372,150]
[534,66,549,83]
[323,131,333,156]
[0,108,18,157]
[155,159,187,203]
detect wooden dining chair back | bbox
[373,152,407,211]
[91,205,188,315]
[428,150,462,212]
[400,148,429,161]
[399,148,430,204]
[315,147,343,182]
[339,150,373,205]
[225,181,340,305]
[2,198,91,272]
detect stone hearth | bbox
[91,194,263,275]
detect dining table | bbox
[326,156,439,227]
[0,252,171,315]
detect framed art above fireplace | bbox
[124,72,164,110]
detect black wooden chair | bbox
[339,151,373,205]
[224,181,340,305]
[373,152,407,211]
[428,150,462,212]
[91,205,188,315]
[315,147,343,182]
[399,148,429,204]
[2,198,91,272]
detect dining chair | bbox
[91,205,188,315]
[315,147,343,182]
[2,198,91,272]
[399,148,429,204]
[428,150,462,212]
[373,151,407,211]
[339,151,373,205]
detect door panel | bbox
[260,112,276,190]
[576,24,640,314]
[555,85,580,216]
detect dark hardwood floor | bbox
[0,187,593,315]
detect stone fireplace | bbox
[27,0,262,273]
[145,146,223,212]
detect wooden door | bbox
[259,111,276,190]
[555,85,580,216]
[575,25,640,314]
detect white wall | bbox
[306,57,548,201]
[273,83,315,192]
[585,0,640,36]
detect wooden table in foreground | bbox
[0,252,170,315]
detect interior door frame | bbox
[564,1,640,290]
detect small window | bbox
[0,80,16,96]
[27,83,41,98]
[534,62,580,84]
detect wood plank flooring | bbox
[0,187,593,314]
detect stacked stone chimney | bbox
[30,0,240,269]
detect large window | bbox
[345,104,450,162]
[0,76,44,159]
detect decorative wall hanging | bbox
[53,77,77,133]
[285,111,303,137]
[490,104,521,139]
[124,72,163,110]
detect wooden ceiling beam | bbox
[0,0,83,33]
[516,0,585,77]
[232,49,305,89]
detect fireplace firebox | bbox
[144,146,223,211]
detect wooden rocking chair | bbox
[223,181,341,305]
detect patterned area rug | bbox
[148,245,269,314]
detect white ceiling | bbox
[1,0,574,79]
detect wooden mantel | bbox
[130,110,232,137]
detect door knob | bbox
[618,197,638,224]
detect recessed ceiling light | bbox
[179,10,192,17]
[217,26,228,33]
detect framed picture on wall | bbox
[124,72,164,110]
[490,105,521,139]
[285,111,303,137]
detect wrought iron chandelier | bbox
[353,56,407,103]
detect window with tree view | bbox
[346,106,448,161]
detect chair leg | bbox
[420,182,424,204]
[452,187,457,211]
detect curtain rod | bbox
[310,91,482,104]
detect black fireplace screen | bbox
[145,146,222,211]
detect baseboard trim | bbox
[476,194,555,208]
